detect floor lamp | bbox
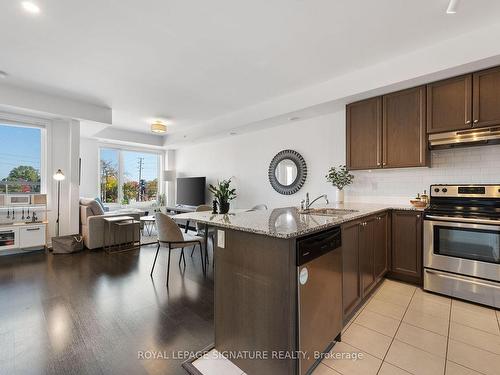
[53,169,65,237]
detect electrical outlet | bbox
[217,230,225,248]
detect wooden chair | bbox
[150,212,204,287]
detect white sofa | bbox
[79,199,144,250]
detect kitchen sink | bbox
[300,208,359,216]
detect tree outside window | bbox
[0,124,42,194]
[100,148,159,205]
[100,149,119,203]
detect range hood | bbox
[429,126,500,149]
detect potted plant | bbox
[155,193,166,213]
[208,178,237,214]
[325,165,354,203]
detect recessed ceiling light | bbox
[0,71,7,79]
[288,116,301,121]
[151,121,167,134]
[22,1,40,14]
[229,131,237,136]
[446,0,459,14]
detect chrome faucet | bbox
[301,193,329,210]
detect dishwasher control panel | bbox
[296,226,341,266]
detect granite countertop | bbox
[174,203,423,239]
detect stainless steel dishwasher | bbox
[297,226,342,375]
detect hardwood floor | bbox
[0,244,214,375]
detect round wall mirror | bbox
[274,159,298,186]
[268,150,307,195]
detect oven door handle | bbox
[425,215,500,226]
[425,269,500,289]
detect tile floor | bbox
[318,279,500,375]
[192,279,500,375]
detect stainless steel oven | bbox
[423,185,500,308]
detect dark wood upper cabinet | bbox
[341,220,362,319]
[473,66,500,128]
[390,210,423,285]
[427,75,472,134]
[383,86,428,168]
[373,212,389,280]
[346,64,500,170]
[346,97,382,170]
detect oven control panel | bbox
[430,185,500,198]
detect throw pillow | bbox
[87,200,105,216]
[95,197,106,212]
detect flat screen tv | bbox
[176,177,206,206]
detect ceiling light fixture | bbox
[21,1,41,14]
[151,121,167,134]
[0,71,7,79]
[446,0,460,14]
[288,116,301,121]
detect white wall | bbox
[47,119,80,238]
[79,138,99,198]
[175,110,500,208]
[175,112,345,209]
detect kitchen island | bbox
[175,203,419,375]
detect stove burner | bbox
[426,184,500,221]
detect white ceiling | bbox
[2,0,500,141]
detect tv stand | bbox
[165,205,196,214]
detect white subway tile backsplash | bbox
[346,144,500,204]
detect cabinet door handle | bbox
[416,215,421,219]
[27,227,40,231]
[473,119,479,124]
[465,120,471,125]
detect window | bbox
[122,150,159,204]
[100,148,119,203]
[99,147,160,205]
[0,124,42,194]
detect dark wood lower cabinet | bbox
[360,216,376,296]
[374,212,389,280]
[342,220,362,319]
[389,210,423,285]
[342,212,389,321]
